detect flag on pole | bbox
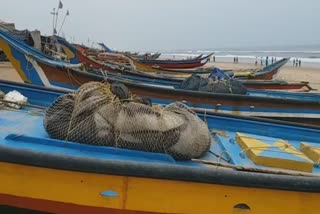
[58,1,63,9]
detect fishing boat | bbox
[1,30,320,125]
[56,35,212,77]
[129,54,290,80]
[97,42,161,60]
[0,79,320,214]
[229,57,290,80]
[56,36,311,91]
[137,52,213,69]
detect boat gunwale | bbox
[0,145,319,193]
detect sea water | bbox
[157,49,320,68]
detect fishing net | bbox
[180,75,247,94]
[8,29,34,46]
[0,90,4,108]
[0,51,8,61]
[43,82,210,160]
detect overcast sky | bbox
[1,0,320,51]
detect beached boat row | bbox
[0,27,320,214]
[0,30,319,125]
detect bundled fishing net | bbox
[44,82,210,160]
[0,51,8,62]
[179,75,247,94]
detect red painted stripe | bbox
[0,194,165,214]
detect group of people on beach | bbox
[209,55,215,62]
[293,58,302,67]
[255,57,277,66]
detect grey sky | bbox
[1,0,320,51]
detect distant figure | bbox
[296,58,299,67]
[271,57,274,64]
[299,59,301,67]
[260,57,263,66]
[293,59,296,67]
[255,57,258,66]
[233,57,235,63]
[266,56,269,67]
[213,56,216,62]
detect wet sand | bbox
[1,61,320,90]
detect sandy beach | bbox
[0,62,23,83]
[1,61,320,90]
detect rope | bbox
[211,130,228,138]
[66,68,83,86]
[208,150,231,163]
[0,99,46,110]
[191,158,320,177]
[239,143,305,157]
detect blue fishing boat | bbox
[0,79,320,214]
[1,29,320,125]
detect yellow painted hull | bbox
[0,162,319,214]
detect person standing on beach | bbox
[296,58,299,67]
[213,55,215,62]
[260,57,263,66]
[271,57,274,64]
[255,57,258,66]
[266,56,269,67]
[293,59,296,67]
[299,59,301,67]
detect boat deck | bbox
[1,104,320,174]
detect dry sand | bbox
[0,62,23,83]
[1,61,320,90]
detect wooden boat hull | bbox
[230,58,290,80]
[137,53,213,69]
